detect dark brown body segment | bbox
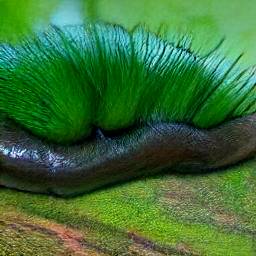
[0,114,255,196]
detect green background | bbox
[0,0,255,255]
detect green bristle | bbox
[0,23,255,144]
[92,24,143,130]
[0,30,95,144]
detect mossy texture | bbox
[0,159,256,255]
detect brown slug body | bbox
[0,114,255,196]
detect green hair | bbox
[0,23,255,144]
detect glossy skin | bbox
[0,114,255,196]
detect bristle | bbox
[0,23,255,144]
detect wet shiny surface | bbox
[0,115,255,196]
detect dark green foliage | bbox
[0,23,255,144]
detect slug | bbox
[0,23,255,196]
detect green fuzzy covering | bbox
[0,23,255,144]
[0,0,256,255]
